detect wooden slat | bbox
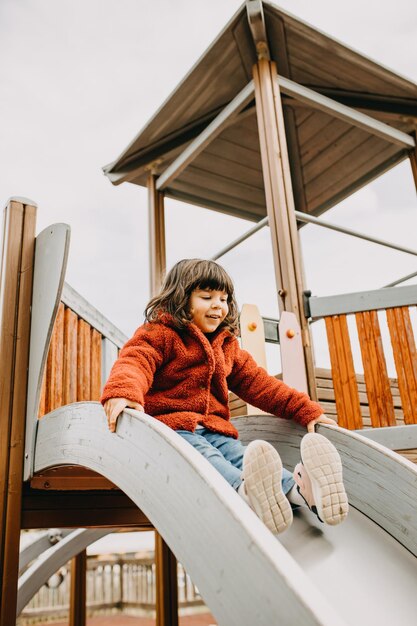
[386,307,417,424]
[69,550,87,626]
[324,315,362,429]
[45,303,64,413]
[90,329,102,401]
[356,310,396,427]
[155,533,179,626]
[0,199,37,626]
[63,307,78,405]
[77,319,91,401]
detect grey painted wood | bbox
[355,424,417,450]
[62,282,128,347]
[156,81,255,190]
[17,528,110,616]
[24,224,71,481]
[101,338,119,390]
[308,283,417,318]
[19,529,73,575]
[34,402,347,626]
[279,76,415,148]
[234,416,417,556]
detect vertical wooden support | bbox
[69,550,87,626]
[324,315,362,429]
[45,302,65,413]
[0,198,37,626]
[386,307,417,424]
[63,307,78,405]
[90,329,102,400]
[77,318,91,401]
[240,304,267,414]
[409,146,417,190]
[148,174,166,297]
[253,59,316,398]
[155,532,179,626]
[356,310,396,427]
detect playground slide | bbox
[31,403,417,626]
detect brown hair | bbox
[145,259,239,334]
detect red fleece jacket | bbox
[101,318,324,438]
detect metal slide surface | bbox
[32,403,417,625]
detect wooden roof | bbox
[104,1,417,221]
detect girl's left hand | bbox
[307,414,338,433]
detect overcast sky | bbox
[1,0,416,372]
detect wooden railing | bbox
[19,553,203,623]
[309,285,417,430]
[38,283,127,418]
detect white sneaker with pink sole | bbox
[240,440,293,534]
[293,433,349,525]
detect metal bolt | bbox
[286,329,296,339]
[248,322,257,331]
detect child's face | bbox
[189,288,229,334]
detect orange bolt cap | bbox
[286,329,296,339]
[248,322,257,331]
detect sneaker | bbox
[241,440,293,534]
[293,433,348,525]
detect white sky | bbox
[1,0,416,373]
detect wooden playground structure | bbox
[2,1,417,625]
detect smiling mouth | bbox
[206,315,221,319]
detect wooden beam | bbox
[253,60,317,398]
[0,198,37,626]
[156,81,255,190]
[279,76,415,149]
[69,550,87,626]
[410,145,417,190]
[155,532,179,626]
[148,174,166,296]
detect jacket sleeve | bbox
[100,323,167,406]
[226,339,323,427]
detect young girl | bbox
[102,259,348,534]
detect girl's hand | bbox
[104,398,144,433]
[306,414,338,433]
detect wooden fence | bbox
[19,553,203,623]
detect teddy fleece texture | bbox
[100,317,324,438]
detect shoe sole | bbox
[242,440,293,534]
[300,433,349,525]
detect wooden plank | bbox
[324,315,362,429]
[30,466,117,490]
[307,137,399,210]
[148,174,166,297]
[0,198,37,626]
[77,319,91,401]
[155,533,179,626]
[63,307,78,404]
[69,550,87,626]
[90,329,102,401]
[240,304,267,415]
[386,307,417,424]
[356,310,396,427]
[46,303,65,412]
[253,59,316,399]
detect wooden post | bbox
[69,550,87,626]
[253,60,317,398]
[410,149,417,191]
[148,174,166,297]
[155,531,179,626]
[0,198,37,626]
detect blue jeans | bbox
[176,427,294,493]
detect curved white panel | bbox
[33,402,346,626]
[24,223,70,480]
[17,528,109,615]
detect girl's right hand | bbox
[103,398,144,433]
